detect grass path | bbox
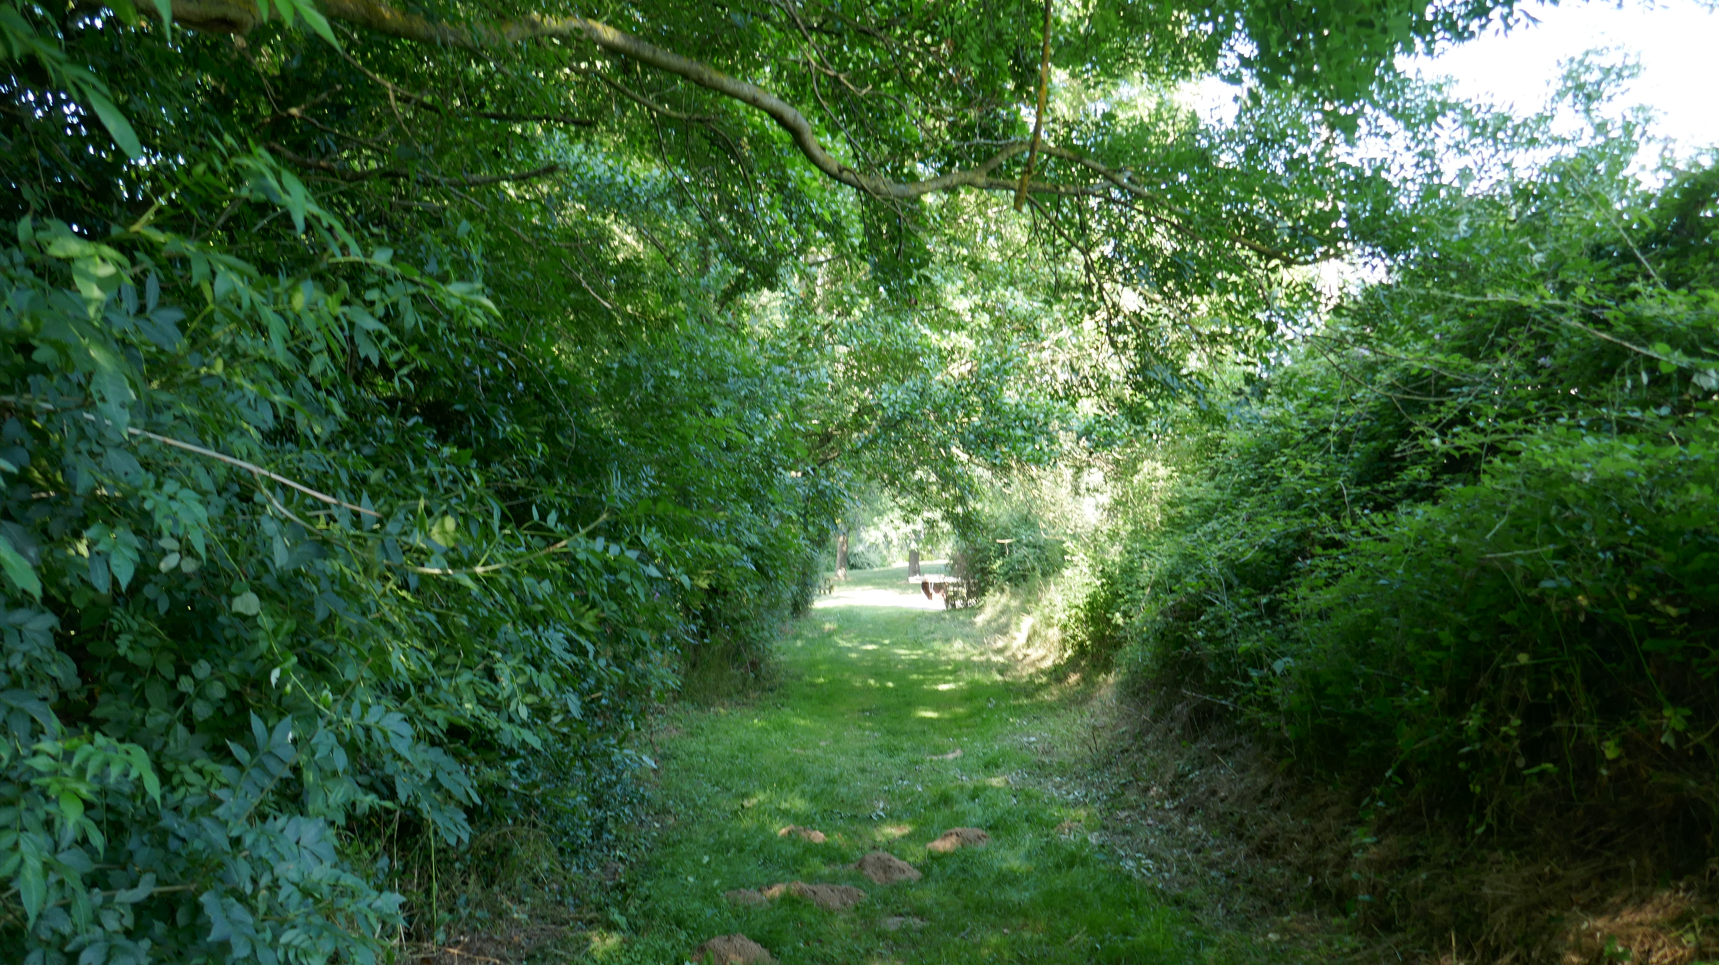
[599,565,1243,964]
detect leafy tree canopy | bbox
[0,0,1551,961]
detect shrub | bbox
[1070,146,1719,878]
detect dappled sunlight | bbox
[585,930,624,958]
[625,556,1195,963]
[736,790,816,815]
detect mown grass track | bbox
[595,565,1248,964]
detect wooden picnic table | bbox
[907,573,971,609]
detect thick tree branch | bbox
[173,0,1035,199]
[1014,0,1053,211]
[170,0,1319,261]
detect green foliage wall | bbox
[0,10,841,963]
[1070,104,1719,863]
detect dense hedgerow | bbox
[953,508,1067,596]
[1072,111,1719,856]
[0,12,837,962]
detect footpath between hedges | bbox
[595,564,1310,965]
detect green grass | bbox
[580,565,1244,964]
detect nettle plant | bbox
[0,151,675,963]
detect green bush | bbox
[1071,141,1719,849]
[0,180,682,962]
[0,12,838,961]
[955,509,1066,596]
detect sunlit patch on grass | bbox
[585,929,624,958]
[627,566,1200,965]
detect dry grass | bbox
[1551,884,1719,965]
[1069,677,1719,964]
[403,923,568,965]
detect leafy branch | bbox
[159,0,1316,263]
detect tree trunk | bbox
[908,547,921,578]
[836,531,849,580]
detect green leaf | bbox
[58,790,85,826]
[294,1,340,47]
[18,854,45,924]
[231,591,261,616]
[109,527,140,590]
[0,531,41,599]
[136,757,161,805]
[107,0,140,26]
[81,88,143,160]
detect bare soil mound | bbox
[926,827,990,853]
[727,881,866,911]
[690,933,774,964]
[777,824,828,843]
[790,882,866,911]
[855,851,922,884]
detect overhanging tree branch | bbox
[170,0,1042,198]
[169,0,1319,261]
